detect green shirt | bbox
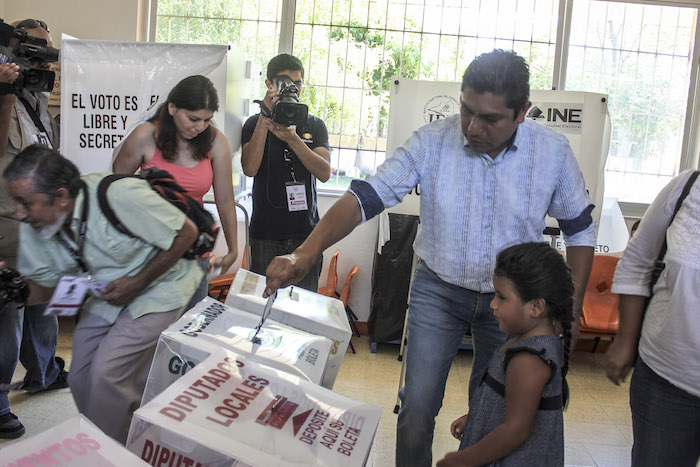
[18,172,203,324]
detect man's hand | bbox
[100,276,145,306]
[262,86,278,112]
[0,63,20,84]
[605,337,637,385]
[450,414,468,440]
[264,250,316,297]
[268,123,300,145]
[437,450,472,467]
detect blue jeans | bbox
[0,303,60,415]
[396,261,507,467]
[630,357,700,467]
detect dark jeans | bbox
[250,237,323,292]
[630,357,700,467]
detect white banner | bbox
[60,38,228,174]
[385,78,611,227]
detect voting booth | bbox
[0,416,148,466]
[383,78,611,225]
[225,270,353,389]
[127,350,381,467]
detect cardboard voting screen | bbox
[128,349,381,467]
[143,297,331,405]
[0,415,148,467]
[225,270,352,389]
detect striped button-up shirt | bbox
[351,115,596,292]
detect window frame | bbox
[148,0,700,214]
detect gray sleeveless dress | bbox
[459,335,565,466]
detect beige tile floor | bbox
[1,321,635,467]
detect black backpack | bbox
[97,168,218,259]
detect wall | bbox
[2,0,140,43]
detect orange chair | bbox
[579,254,620,352]
[318,249,340,297]
[336,265,360,353]
[208,247,248,302]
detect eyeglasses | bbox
[15,19,49,33]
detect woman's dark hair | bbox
[494,242,575,407]
[4,145,81,199]
[150,75,219,161]
[462,49,530,118]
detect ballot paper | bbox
[142,297,332,405]
[128,350,381,467]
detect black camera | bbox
[0,267,29,312]
[0,18,59,93]
[271,74,308,127]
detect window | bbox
[153,0,700,203]
[566,0,697,203]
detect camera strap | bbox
[54,181,90,274]
[17,95,49,136]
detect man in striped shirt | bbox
[264,49,596,467]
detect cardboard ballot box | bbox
[225,269,352,389]
[127,350,381,467]
[142,297,332,405]
[0,416,148,467]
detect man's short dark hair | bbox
[4,145,81,199]
[266,53,304,81]
[461,49,530,118]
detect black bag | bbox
[97,168,218,259]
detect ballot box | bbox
[127,349,381,467]
[142,297,332,405]
[225,269,352,388]
[0,415,148,466]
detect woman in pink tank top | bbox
[113,75,238,307]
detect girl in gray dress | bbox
[438,242,573,467]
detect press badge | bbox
[286,182,308,212]
[44,276,109,316]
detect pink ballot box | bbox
[142,297,332,405]
[127,349,381,467]
[225,270,352,389]
[0,416,148,466]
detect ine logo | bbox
[528,103,583,133]
[423,96,459,123]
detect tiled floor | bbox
[1,321,635,466]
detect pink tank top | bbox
[142,147,213,205]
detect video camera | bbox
[0,18,59,93]
[271,74,308,127]
[0,267,29,313]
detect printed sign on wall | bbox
[60,39,228,175]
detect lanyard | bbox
[282,147,297,182]
[54,181,89,274]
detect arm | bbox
[437,352,551,467]
[566,245,594,345]
[210,129,238,272]
[241,88,277,177]
[111,122,156,174]
[100,218,198,306]
[268,124,331,182]
[264,192,362,295]
[0,63,19,155]
[605,294,646,384]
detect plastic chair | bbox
[318,249,340,297]
[336,265,360,354]
[579,254,620,352]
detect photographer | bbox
[0,19,66,440]
[241,53,330,292]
